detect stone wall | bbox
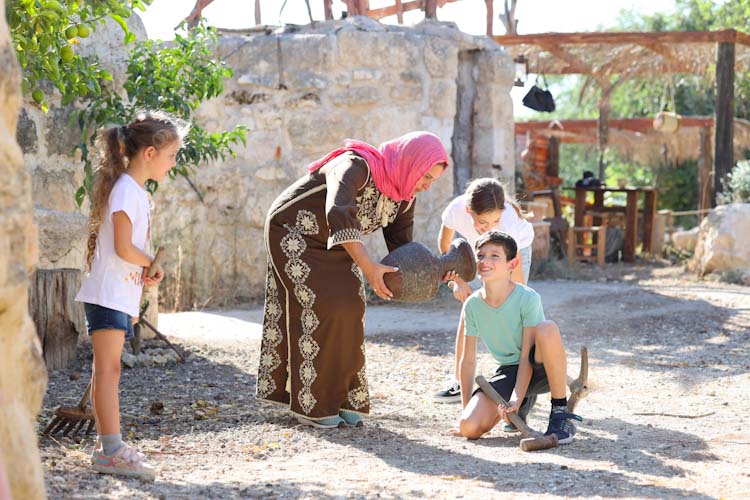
[151,18,515,307]
[0,0,48,497]
[22,16,515,308]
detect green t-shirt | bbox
[464,284,546,366]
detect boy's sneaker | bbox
[432,380,461,403]
[544,409,583,445]
[91,443,156,481]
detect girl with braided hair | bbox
[75,111,186,480]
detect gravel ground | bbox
[38,263,750,499]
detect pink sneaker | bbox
[91,443,156,481]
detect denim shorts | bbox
[83,303,135,340]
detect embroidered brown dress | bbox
[256,152,415,420]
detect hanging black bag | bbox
[522,74,555,112]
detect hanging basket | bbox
[653,111,682,134]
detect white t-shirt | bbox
[441,194,535,251]
[75,174,151,317]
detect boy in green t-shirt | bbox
[454,231,581,443]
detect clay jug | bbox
[381,239,476,303]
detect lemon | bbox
[32,89,44,104]
[64,25,78,39]
[77,24,90,38]
[60,45,74,62]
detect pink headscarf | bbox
[307,131,449,202]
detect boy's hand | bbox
[498,399,521,422]
[443,271,471,302]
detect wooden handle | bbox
[475,376,537,438]
[147,247,164,278]
[476,376,559,452]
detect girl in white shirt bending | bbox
[75,111,186,480]
[434,178,535,407]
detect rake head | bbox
[43,383,95,437]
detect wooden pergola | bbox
[494,29,750,206]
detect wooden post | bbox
[485,0,493,36]
[424,0,438,18]
[641,189,657,254]
[255,0,262,24]
[395,0,403,23]
[29,269,86,370]
[323,0,333,20]
[698,125,713,220]
[623,190,638,262]
[713,40,735,206]
[596,226,606,266]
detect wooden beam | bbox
[515,117,715,135]
[495,29,750,47]
[367,0,460,19]
[713,41,735,205]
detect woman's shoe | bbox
[339,410,364,427]
[295,415,346,429]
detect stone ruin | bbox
[21,14,516,310]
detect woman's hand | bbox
[363,262,399,301]
[142,265,164,287]
[498,399,521,423]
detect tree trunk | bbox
[28,269,86,370]
[713,41,735,205]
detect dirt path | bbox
[39,270,750,499]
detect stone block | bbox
[45,107,81,156]
[429,79,457,118]
[35,208,87,269]
[424,36,459,77]
[15,108,37,154]
[329,86,381,107]
[338,31,420,70]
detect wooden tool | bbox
[475,376,559,451]
[42,382,94,437]
[567,347,589,413]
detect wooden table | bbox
[572,186,657,262]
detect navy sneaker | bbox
[544,409,583,444]
[433,380,461,403]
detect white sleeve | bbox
[441,196,464,230]
[108,181,140,225]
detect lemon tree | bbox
[8,0,152,111]
[73,21,247,204]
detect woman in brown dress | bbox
[256,131,449,428]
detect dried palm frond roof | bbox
[495,30,750,78]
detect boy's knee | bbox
[459,417,485,440]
